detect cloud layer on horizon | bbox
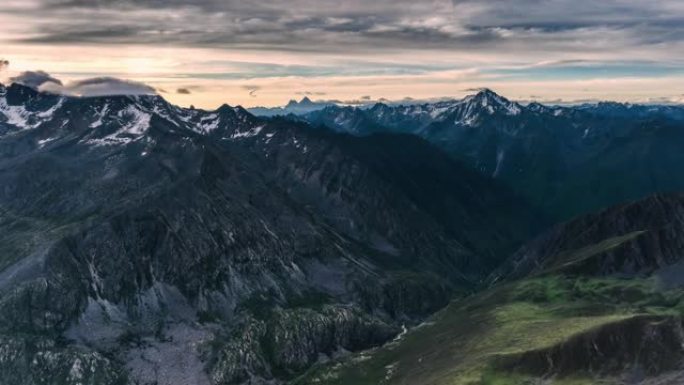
[9,71,157,97]
[4,68,684,108]
[0,0,682,107]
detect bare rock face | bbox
[208,306,399,384]
[0,336,126,385]
[0,84,541,384]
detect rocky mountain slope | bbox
[297,193,684,385]
[0,83,542,385]
[300,90,684,220]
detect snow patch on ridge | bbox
[86,106,151,146]
[119,106,151,136]
[90,104,110,128]
[38,137,58,148]
[0,96,64,130]
[230,124,265,139]
[194,113,220,134]
[493,149,505,177]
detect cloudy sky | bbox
[1,0,683,108]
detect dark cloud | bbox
[0,59,9,71]
[461,87,492,93]
[10,72,157,96]
[242,85,261,97]
[645,95,684,105]
[47,77,157,96]
[177,88,192,94]
[296,91,327,96]
[7,0,682,55]
[10,71,63,89]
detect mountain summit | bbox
[249,96,333,117]
[286,96,315,107]
[463,88,522,115]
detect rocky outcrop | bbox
[0,335,126,385]
[497,316,684,379]
[207,306,398,384]
[492,194,684,283]
[352,272,453,321]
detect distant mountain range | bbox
[247,97,336,117]
[290,89,684,220]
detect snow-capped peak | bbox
[0,83,267,149]
[462,89,521,116]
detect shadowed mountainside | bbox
[296,194,684,385]
[0,83,542,385]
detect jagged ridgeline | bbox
[298,194,684,385]
[0,83,542,385]
[295,90,684,221]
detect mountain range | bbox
[0,83,541,385]
[293,89,684,220]
[247,97,335,117]
[2,82,684,385]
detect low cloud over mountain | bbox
[9,71,157,97]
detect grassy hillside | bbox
[294,234,684,385]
